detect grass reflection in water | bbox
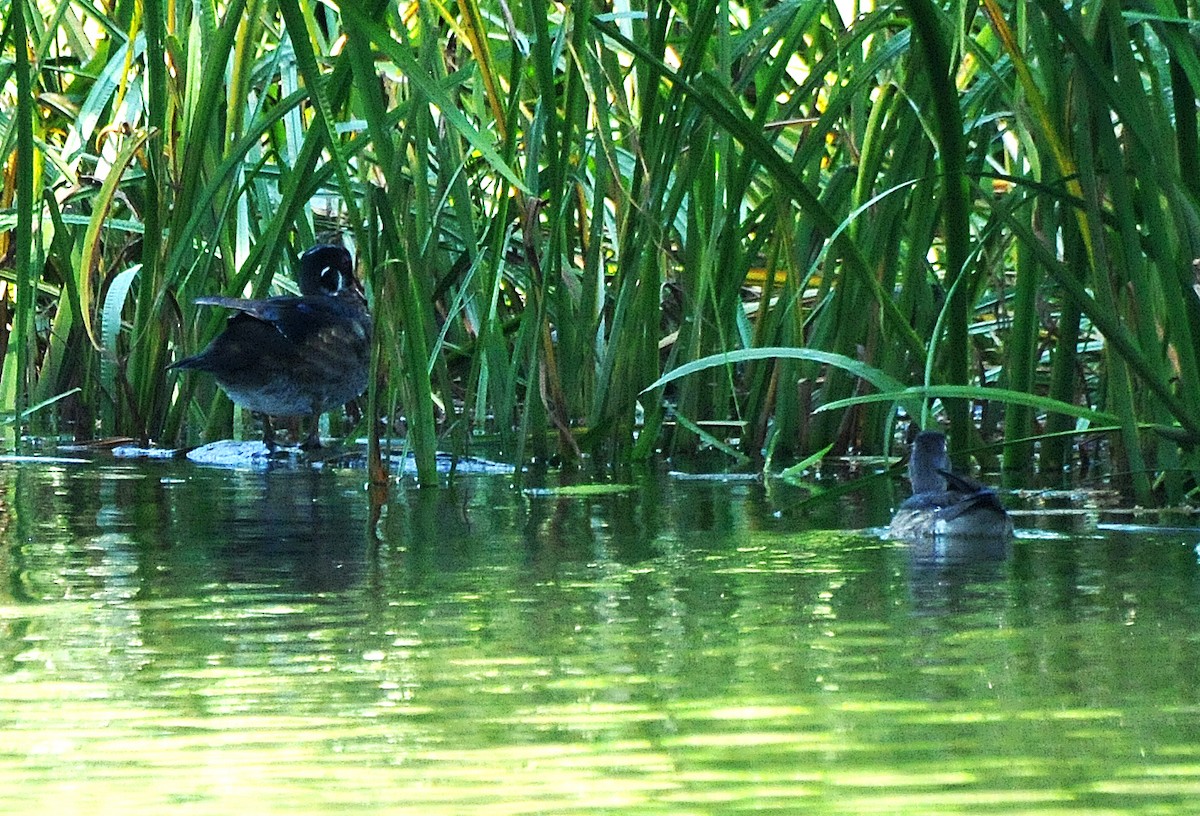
[1,461,1199,814]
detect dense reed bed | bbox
[2,1,1200,498]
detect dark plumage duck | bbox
[172,244,372,450]
[887,430,1013,539]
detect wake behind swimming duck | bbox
[888,430,1013,540]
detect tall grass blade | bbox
[8,0,36,444]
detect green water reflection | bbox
[2,461,1200,814]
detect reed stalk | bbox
[8,0,35,445]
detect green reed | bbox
[3,1,1200,498]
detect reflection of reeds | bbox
[4,3,1200,498]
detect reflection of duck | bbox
[888,431,1013,540]
[171,245,372,450]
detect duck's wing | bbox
[936,489,1006,521]
[900,482,1006,516]
[933,469,1007,516]
[899,490,958,510]
[938,469,988,493]
[170,310,299,374]
[193,295,359,345]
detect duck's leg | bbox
[300,408,324,450]
[259,413,279,452]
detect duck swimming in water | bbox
[887,430,1013,540]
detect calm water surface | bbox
[2,459,1200,814]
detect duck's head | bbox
[908,430,951,494]
[298,244,358,297]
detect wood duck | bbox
[172,244,372,450]
[887,430,1013,539]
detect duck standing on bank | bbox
[887,430,1013,540]
[171,244,372,450]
